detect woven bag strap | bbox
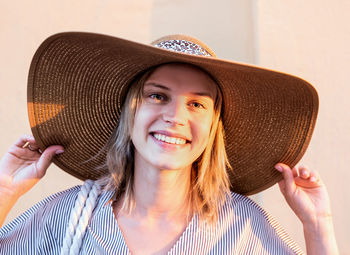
[61,180,101,255]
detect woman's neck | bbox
[130,157,192,221]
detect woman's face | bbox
[131,63,217,171]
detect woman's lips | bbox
[153,133,187,145]
[150,131,191,144]
[150,132,191,150]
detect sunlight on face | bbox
[131,63,217,171]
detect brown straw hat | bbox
[27,32,318,195]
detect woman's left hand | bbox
[274,163,331,225]
[275,164,339,254]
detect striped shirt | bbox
[0,186,304,254]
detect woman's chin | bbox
[151,160,192,172]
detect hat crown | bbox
[151,35,216,58]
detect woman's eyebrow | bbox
[191,91,213,98]
[144,83,170,90]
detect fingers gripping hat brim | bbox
[27,32,318,195]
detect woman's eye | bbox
[149,93,165,101]
[190,102,205,109]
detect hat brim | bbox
[27,32,318,195]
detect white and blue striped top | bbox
[0,186,304,254]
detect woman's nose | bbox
[162,100,188,126]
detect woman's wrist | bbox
[300,210,332,226]
[303,214,333,235]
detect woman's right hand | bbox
[0,135,64,201]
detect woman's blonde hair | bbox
[99,63,231,222]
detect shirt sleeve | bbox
[0,186,81,254]
[227,193,305,255]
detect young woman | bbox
[0,33,338,254]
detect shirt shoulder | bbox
[225,192,275,220]
[215,192,305,254]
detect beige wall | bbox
[1,0,349,253]
[257,1,350,253]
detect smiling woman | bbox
[0,33,338,254]
[101,63,230,227]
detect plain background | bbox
[1,0,349,253]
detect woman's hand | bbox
[274,163,331,224]
[0,135,64,201]
[0,135,63,227]
[275,163,339,255]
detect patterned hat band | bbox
[152,36,216,57]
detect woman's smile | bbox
[148,131,192,153]
[151,132,189,145]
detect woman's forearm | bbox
[0,201,17,228]
[303,217,339,255]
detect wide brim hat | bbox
[27,32,318,195]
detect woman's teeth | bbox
[153,133,187,145]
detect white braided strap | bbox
[61,180,101,255]
[61,180,94,254]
